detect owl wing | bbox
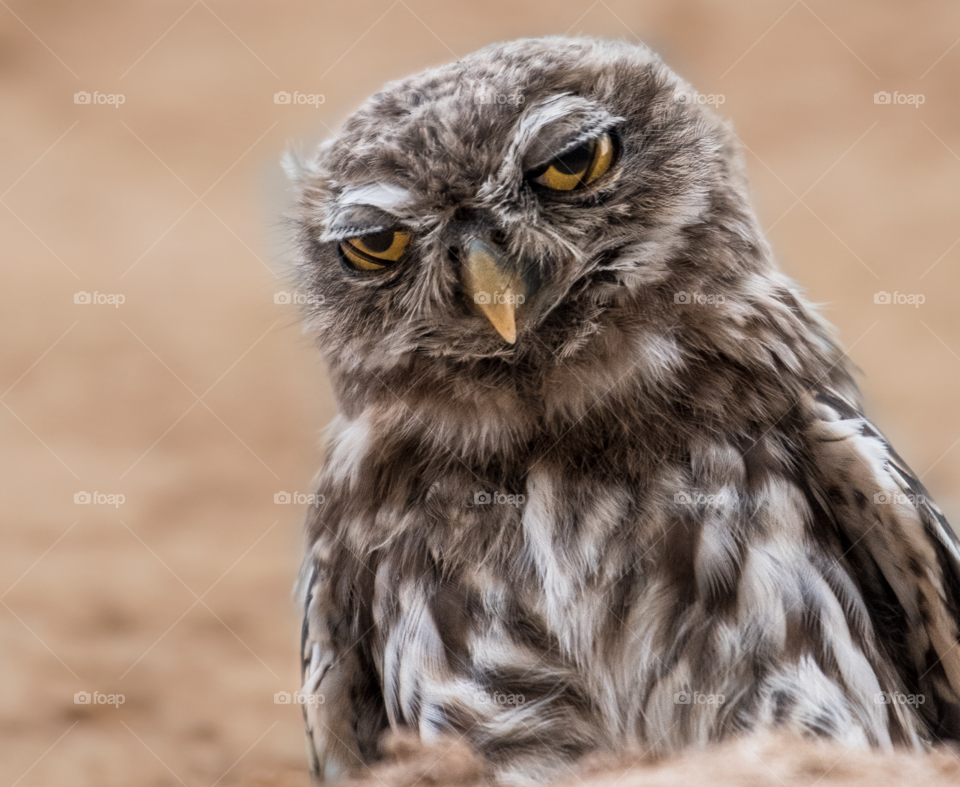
[804,386,960,741]
[299,553,386,782]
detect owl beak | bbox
[462,238,525,344]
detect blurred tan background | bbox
[2,0,959,784]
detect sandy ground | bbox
[2,0,960,784]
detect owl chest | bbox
[368,461,886,752]
[372,467,651,736]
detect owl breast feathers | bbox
[285,36,960,785]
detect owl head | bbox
[286,37,844,449]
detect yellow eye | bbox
[532,132,617,192]
[339,229,411,272]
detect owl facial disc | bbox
[462,238,525,344]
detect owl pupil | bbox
[362,230,395,253]
[553,141,593,175]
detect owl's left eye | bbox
[530,131,617,192]
[339,229,411,272]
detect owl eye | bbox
[339,229,411,272]
[531,132,617,192]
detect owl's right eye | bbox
[339,230,411,272]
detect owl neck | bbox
[326,275,856,476]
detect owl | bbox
[284,36,960,785]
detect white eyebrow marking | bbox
[339,183,414,213]
[519,94,583,136]
[514,95,621,159]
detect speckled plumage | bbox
[285,36,960,785]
